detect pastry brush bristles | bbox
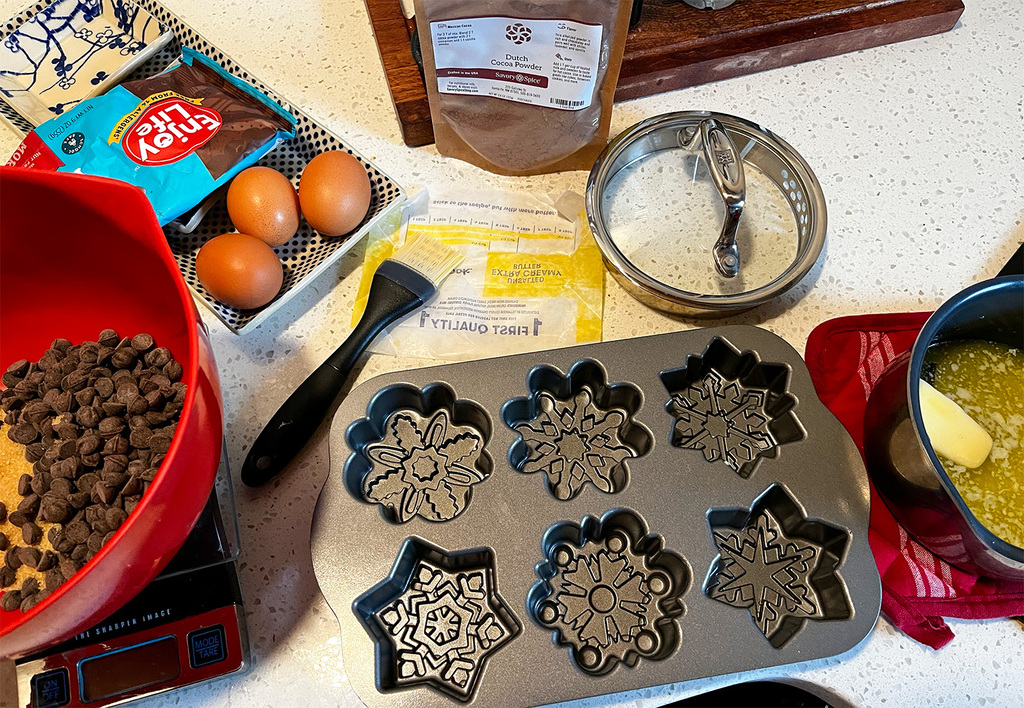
[389,233,464,285]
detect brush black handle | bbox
[241,267,433,487]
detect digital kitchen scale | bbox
[13,450,249,708]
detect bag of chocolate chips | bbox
[414,0,632,175]
[7,48,296,225]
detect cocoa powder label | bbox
[430,16,602,110]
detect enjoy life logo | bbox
[120,97,222,166]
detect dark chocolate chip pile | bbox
[0,330,186,613]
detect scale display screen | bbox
[79,636,181,702]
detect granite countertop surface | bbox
[0,0,1021,706]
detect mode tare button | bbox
[187,625,227,668]
[31,668,70,708]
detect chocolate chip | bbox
[111,349,137,370]
[57,438,77,459]
[115,381,139,404]
[30,471,51,496]
[1,565,18,587]
[103,505,129,530]
[59,558,80,578]
[76,434,100,455]
[61,369,89,393]
[20,593,40,612]
[70,544,89,562]
[55,421,78,440]
[17,493,40,518]
[21,401,50,425]
[94,377,115,398]
[0,589,21,611]
[102,435,129,455]
[102,455,128,475]
[5,545,22,570]
[74,387,97,407]
[163,360,184,382]
[65,520,91,545]
[101,401,126,417]
[17,473,31,495]
[41,496,71,524]
[45,568,65,592]
[0,535,6,552]
[6,358,29,377]
[97,329,118,347]
[97,417,125,437]
[102,471,127,489]
[131,333,155,352]
[36,550,57,573]
[77,473,99,491]
[149,433,173,454]
[129,426,154,448]
[123,495,141,514]
[17,546,41,568]
[75,405,100,428]
[68,491,91,509]
[87,532,105,554]
[81,452,101,468]
[24,442,45,463]
[22,522,42,545]
[144,411,168,426]
[48,481,72,502]
[92,481,117,505]
[127,394,149,416]
[0,501,5,523]
[8,422,38,444]
[7,510,29,528]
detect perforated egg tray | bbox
[311,325,882,708]
[1,0,404,333]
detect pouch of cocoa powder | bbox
[414,0,631,176]
[7,48,296,225]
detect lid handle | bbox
[700,118,746,278]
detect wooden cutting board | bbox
[365,0,965,147]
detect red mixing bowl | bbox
[0,167,223,658]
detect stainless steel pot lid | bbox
[586,111,827,315]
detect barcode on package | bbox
[550,98,584,108]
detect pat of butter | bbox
[919,379,994,469]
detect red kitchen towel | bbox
[805,313,1024,649]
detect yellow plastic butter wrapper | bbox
[352,188,604,360]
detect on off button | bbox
[31,668,69,708]
[187,625,227,668]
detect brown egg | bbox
[196,233,284,310]
[298,150,371,236]
[227,166,300,246]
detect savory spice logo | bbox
[505,22,532,44]
[109,93,222,167]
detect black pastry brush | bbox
[242,234,463,487]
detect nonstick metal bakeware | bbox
[311,325,880,707]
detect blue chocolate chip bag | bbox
[7,48,296,225]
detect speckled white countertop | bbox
[1,0,1022,706]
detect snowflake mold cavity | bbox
[660,337,805,478]
[354,538,521,702]
[345,383,493,524]
[527,508,690,676]
[503,359,653,501]
[704,484,853,649]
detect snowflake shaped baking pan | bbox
[660,337,805,478]
[353,538,520,702]
[528,508,690,675]
[345,383,493,524]
[704,484,853,648]
[503,359,653,500]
